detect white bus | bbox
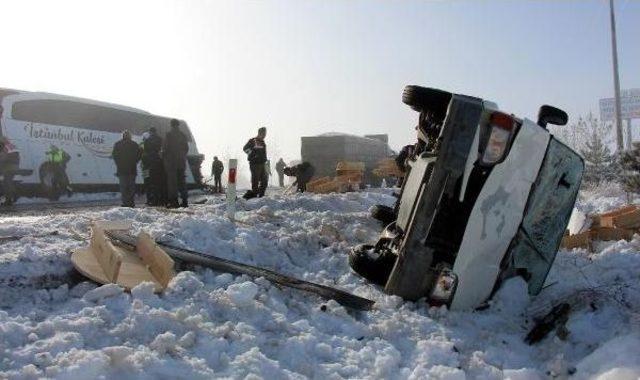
[0,88,204,200]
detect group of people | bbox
[112,119,189,208]
[108,123,316,207]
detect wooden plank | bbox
[561,226,635,251]
[593,226,635,242]
[560,231,591,250]
[611,209,640,229]
[105,230,375,311]
[597,205,639,228]
[136,232,175,288]
[597,204,638,218]
[335,161,365,172]
[91,224,123,283]
[307,177,333,193]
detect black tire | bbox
[402,85,452,115]
[39,162,61,201]
[349,244,396,286]
[370,205,396,226]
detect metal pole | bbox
[226,159,237,220]
[609,0,624,151]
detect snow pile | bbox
[1,188,639,379]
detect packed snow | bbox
[1,187,639,379]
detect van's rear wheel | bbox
[402,85,452,115]
[349,244,397,286]
[39,162,60,201]
[371,205,396,226]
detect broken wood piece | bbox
[71,221,175,292]
[592,226,635,242]
[136,232,175,288]
[90,222,124,282]
[594,204,638,228]
[561,230,591,250]
[610,208,640,229]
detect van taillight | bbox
[480,112,515,166]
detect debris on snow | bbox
[0,188,639,378]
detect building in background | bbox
[300,133,394,186]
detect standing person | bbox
[45,144,73,197]
[139,133,152,204]
[163,119,189,208]
[141,127,164,206]
[0,137,18,206]
[275,158,286,188]
[211,156,224,193]
[112,130,142,207]
[243,127,268,198]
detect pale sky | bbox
[1,0,639,175]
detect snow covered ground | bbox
[1,187,639,379]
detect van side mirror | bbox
[537,105,568,129]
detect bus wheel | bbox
[39,163,60,201]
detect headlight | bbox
[480,112,516,166]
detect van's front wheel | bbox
[349,244,397,286]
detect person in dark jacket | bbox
[141,127,165,206]
[283,162,315,193]
[163,119,189,208]
[0,137,18,206]
[243,127,268,198]
[112,130,142,207]
[275,158,286,188]
[211,156,224,193]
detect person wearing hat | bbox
[163,119,189,208]
[243,127,268,198]
[141,127,164,206]
[211,156,224,193]
[112,130,142,207]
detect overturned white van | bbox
[0,88,204,200]
[350,86,584,310]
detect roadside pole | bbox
[226,159,237,220]
[609,0,624,151]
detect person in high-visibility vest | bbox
[45,144,72,197]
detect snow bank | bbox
[1,188,639,378]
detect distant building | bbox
[300,133,394,185]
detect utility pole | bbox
[609,0,624,151]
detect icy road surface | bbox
[1,188,639,379]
